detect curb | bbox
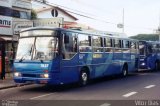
[0,83,33,90]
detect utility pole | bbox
[158,11,160,42]
[117,8,125,33]
[122,8,124,33]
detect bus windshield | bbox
[16,31,58,61]
[139,43,145,55]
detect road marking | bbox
[100,103,111,106]
[144,85,156,89]
[123,92,137,98]
[30,93,54,100]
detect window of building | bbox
[0,6,12,17]
[20,11,29,19]
[12,10,20,18]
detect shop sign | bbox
[33,18,64,28]
[13,19,33,35]
[0,16,12,35]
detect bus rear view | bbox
[13,27,60,84]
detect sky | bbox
[46,0,160,36]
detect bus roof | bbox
[20,27,137,41]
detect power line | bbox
[32,0,99,18]
[32,0,155,31]
[32,0,117,24]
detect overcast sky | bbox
[47,0,160,36]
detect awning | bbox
[0,36,18,41]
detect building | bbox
[32,1,93,29]
[0,0,32,79]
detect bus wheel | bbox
[79,71,88,86]
[121,65,128,77]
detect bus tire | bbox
[121,64,128,77]
[79,70,89,86]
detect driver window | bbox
[63,32,77,59]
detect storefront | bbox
[0,13,13,79]
[0,0,32,79]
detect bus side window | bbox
[63,32,77,59]
[104,37,112,52]
[114,39,120,48]
[92,36,103,52]
[131,41,137,53]
[79,34,92,52]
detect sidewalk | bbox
[0,73,31,90]
[0,73,17,90]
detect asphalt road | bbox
[0,71,160,106]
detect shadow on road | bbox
[21,73,139,93]
[20,70,160,93]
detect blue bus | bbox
[139,40,160,71]
[13,27,139,86]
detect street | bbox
[0,71,160,100]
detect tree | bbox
[31,9,37,20]
[130,34,159,41]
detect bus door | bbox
[139,41,148,69]
[61,32,79,82]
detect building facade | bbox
[0,0,32,78]
[32,1,92,30]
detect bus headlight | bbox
[40,74,49,78]
[14,72,22,77]
[141,63,145,66]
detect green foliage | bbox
[130,34,159,41]
[31,9,37,20]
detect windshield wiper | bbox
[19,56,25,62]
[19,45,33,62]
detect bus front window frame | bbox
[33,37,59,61]
[16,30,59,61]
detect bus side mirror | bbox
[64,35,69,44]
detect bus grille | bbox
[22,74,37,78]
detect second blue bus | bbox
[139,40,160,71]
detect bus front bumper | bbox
[13,72,61,85]
[14,77,51,84]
